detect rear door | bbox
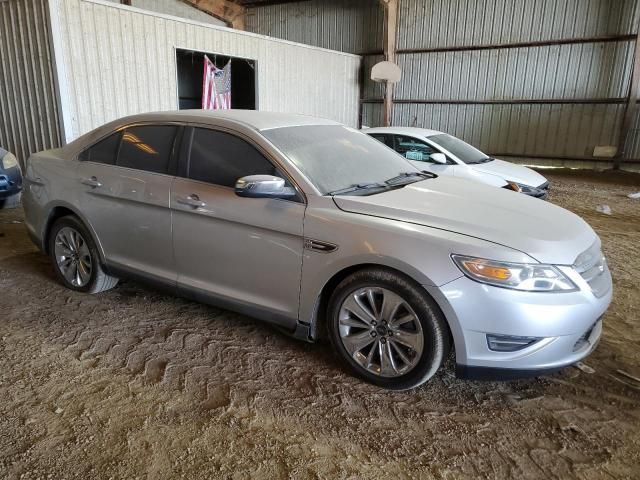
[76,124,181,283]
[170,126,305,327]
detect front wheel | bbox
[327,268,449,390]
[48,216,119,294]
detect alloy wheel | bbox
[338,287,424,377]
[54,226,93,287]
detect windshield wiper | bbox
[329,172,436,196]
[384,171,436,186]
[328,182,388,196]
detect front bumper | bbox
[425,265,612,380]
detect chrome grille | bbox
[573,242,610,298]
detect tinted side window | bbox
[79,132,122,165]
[117,125,177,174]
[188,128,277,187]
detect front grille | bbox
[573,242,609,297]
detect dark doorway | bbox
[176,48,256,110]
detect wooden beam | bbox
[381,0,398,127]
[181,0,246,29]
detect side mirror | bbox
[429,153,447,164]
[235,175,296,199]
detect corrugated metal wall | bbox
[48,0,361,141]
[0,0,62,166]
[398,0,638,48]
[246,0,384,54]
[247,0,640,167]
[364,0,640,166]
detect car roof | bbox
[363,126,444,137]
[107,110,342,131]
[63,110,344,158]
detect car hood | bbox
[333,176,596,265]
[471,159,547,187]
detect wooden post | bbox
[616,30,640,169]
[381,0,398,127]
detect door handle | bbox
[176,194,206,208]
[81,176,102,188]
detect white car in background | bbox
[366,127,550,199]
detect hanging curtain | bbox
[202,55,232,110]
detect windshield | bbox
[263,125,420,194]
[428,134,491,164]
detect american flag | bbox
[202,55,231,110]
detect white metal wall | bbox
[0,0,62,165]
[48,0,361,141]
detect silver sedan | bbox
[22,111,612,390]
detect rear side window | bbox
[117,125,177,174]
[188,128,277,187]
[79,132,122,165]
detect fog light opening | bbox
[486,334,541,352]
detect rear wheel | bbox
[328,268,449,390]
[48,216,118,293]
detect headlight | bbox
[452,255,578,292]
[2,152,18,170]
[506,181,541,195]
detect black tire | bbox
[0,192,21,209]
[327,267,450,390]
[48,215,119,294]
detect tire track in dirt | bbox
[1,172,640,478]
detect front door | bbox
[75,125,179,282]
[171,127,305,327]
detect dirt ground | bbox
[1,170,639,480]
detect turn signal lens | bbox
[462,260,511,280]
[452,255,578,292]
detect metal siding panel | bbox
[48,0,361,140]
[625,107,640,159]
[0,0,62,165]
[398,0,640,50]
[246,0,383,54]
[392,103,624,157]
[390,0,637,165]
[395,41,633,101]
